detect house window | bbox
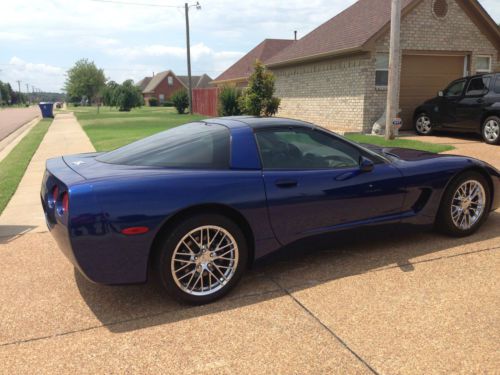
[167,76,173,86]
[159,94,165,103]
[476,56,491,74]
[375,53,389,87]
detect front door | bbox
[255,127,406,245]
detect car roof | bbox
[205,116,317,130]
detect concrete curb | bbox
[0,117,41,161]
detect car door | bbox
[439,79,467,127]
[455,75,492,129]
[255,127,406,245]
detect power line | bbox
[89,0,182,8]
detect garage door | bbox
[399,55,465,129]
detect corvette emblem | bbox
[72,161,86,166]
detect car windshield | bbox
[96,122,230,169]
[444,80,466,97]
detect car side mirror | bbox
[438,91,444,97]
[359,157,374,173]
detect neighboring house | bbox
[267,0,500,132]
[139,70,213,105]
[212,39,294,87]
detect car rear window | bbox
[96,122,230,169]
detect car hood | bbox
[362,144,449,161]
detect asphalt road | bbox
[0,107,41,141]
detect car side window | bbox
[465,76,491,97]
[444,80,466,97]
[255,128,361,170]
[494,76,500,94]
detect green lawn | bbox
[344,134,454,153]
[72,106,453,154]
[73,106,205,151]
[0,118,52,214]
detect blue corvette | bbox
[42,117,500,304]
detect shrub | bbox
[149,97,158,107]
[171,89,189,114]
[113,80,143,112]
[238,60,280,116]
[162,100,174,107]
[218,86,242,116]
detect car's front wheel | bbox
[436,172,491,237]
[415,113,433,135]
[482,116,500,145]
[155,214,248,304]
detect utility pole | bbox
[0,69,3,105]
[16,80,22,106]
[385,0,402,140]
[184,2,201,115]
[26,83,30,104]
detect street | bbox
[0,107,41,141]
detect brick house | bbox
[266,0,500,132]
[212,39,294,87]
[139,70,212,105]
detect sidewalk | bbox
[0,113,95,238]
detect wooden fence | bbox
[192,87,220,117]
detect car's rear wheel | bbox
[415,113,433,135]
[436,172,490,237]
[155,214,248,304]
[482,116,500,145]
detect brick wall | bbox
[273,0,499,134]
[145,74,185,105]
[272,55,370,133]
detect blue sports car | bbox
[42,117,500,304]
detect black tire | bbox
[436,171,491,237]
[414,112,433,136]
[481,116,500,145]
[154,213,248,305]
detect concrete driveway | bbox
[0,133,498,374]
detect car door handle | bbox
[275,179,298,188]
[477,98,484,103]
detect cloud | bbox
[0,32,31,41]
[1,57,65,92]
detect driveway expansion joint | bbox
[266,275,380,375]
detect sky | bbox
[0,0,499,93]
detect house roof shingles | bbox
[214,39,294,83]
[136,77,152,91]
[141,71,213,93]
[267,0,414,66]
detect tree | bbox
[171,89,189,114]
[238,60,280,116]
[101,81,119,107]
[0,81,10,105]
[113,80,143,112]
[64,59,106,105]
[218,86,242,116]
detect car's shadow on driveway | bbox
[75,211,500,333]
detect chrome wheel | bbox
[171,225,239,296]
[416,115,432,134]
[483,119,499,142]
[451,180,485,230]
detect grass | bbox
[72,106,205,151]
[0,118,52,214]
[344,134,454,153]
[72,106,453,154]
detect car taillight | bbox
[52,185,59,202]
[62,192,69,212]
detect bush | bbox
[238,60,280,116]
[113,80,143,112]
[162,101,174,107]
[218,86,242,116]
[171,90,189,114]
[149,97,158,107]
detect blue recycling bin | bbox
[39,102,54,118]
